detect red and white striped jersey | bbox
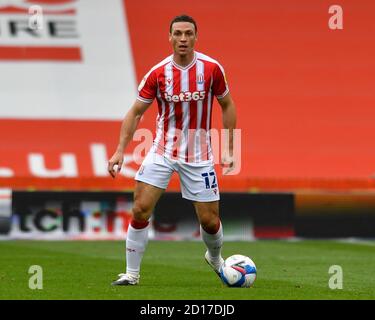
[137,51,229,163]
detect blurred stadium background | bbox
[1,0,375,242]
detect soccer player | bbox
[108,14,237,285]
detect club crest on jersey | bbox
[197,73,205,85]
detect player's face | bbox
[169,22,197,57]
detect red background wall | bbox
[125,0,375,189]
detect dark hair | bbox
[169,14,197,34]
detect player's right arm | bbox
[108,99,151,178]
[108,67,157,178]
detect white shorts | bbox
[135,152,220,202]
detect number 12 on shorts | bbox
[201,171,217,189]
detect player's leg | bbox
[128,182,164,271]
[112,181,164,286]
[193,200,224,275]
[178,163,224,275]
[112,153,173,286]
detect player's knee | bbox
[132,202,152,221]
[200,212,220,234]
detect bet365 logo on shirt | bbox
[164,91,205,102]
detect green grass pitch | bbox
[0,240,374,300]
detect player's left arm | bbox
[217,92,237,174]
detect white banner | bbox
[0,0,136,120]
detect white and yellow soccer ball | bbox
[219,254,257,288]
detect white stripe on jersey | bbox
[195,59,205,162]
[154,86,163,150]
[179,69,190,160]
[164,62,175,158]
[137,95,153,104]
[206,76,214,160]
[152,95,165,154]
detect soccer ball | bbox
[220,254,257,288]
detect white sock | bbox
[125,224,149,277]
[200,222,223,261]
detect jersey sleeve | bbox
[137,69,157,103]
[212,64,229,99]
